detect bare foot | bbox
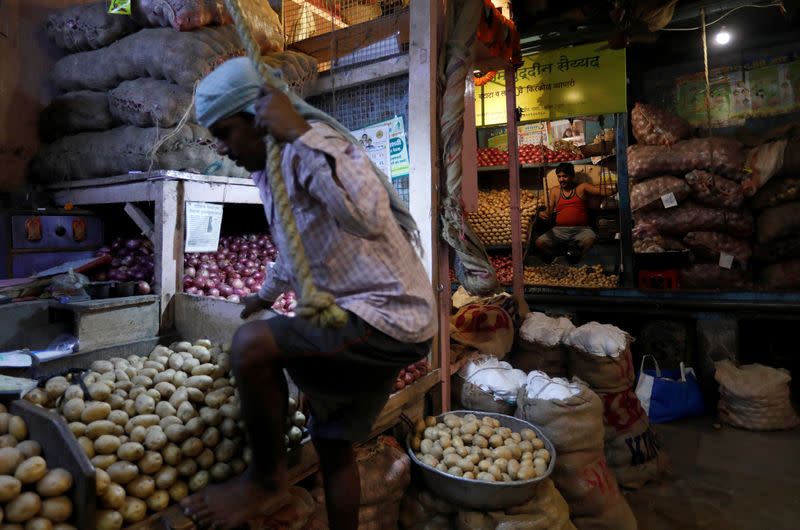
[180,475,292,530]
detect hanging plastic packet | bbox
[108,0,131,15]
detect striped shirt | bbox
[254,122,437,344]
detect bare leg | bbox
[181,320,292,529]
[315,438,360,530]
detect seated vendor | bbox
[536,163,616,260]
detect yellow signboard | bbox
[476,42,627,126]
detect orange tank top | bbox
[555,190,590,226]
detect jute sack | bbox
[356,436,411,506]
[599,389,669,489]
[455,478,575,530]
[452,375,515,415]
[565,323,635,394]
[512,312,573,377]
[38,90,115,142]
[715,360,800,430]
[399,487,456,530]
[515,378,637,530]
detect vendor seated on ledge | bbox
[536,163,616,260]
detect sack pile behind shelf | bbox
[565,322,669,490]
[515,374,637,530]
[714,360,800,431]
[35,1,319,181]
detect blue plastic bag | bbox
[635,355,704,423]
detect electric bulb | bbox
[714,29,731,45]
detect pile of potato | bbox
[411,414,551,483]
[22,340,260,529]
[523,264,618,289]
[0,404,76,528]
[468,189,543,247]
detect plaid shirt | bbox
[254,122,437,344]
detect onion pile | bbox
[94,238,154,294]
[394,359,430,392]
[271,291,297,317]
[182,234,277,303]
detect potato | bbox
[0,476,22,502]
[101,484,126,509]
[199,427,220,449]
[159,416,182,431]
[95,469,110,497]
[443,453,460,468]
[219,403,241,422]
[196,449,214,470]
[186,388,205,404]
[421,454,438,468]
[137,452,162,475]
[447,466,463,477]
[107,396,125,415]
[161,444,182,466]
[176,459,197,478]
[145,490,170,513]
[117,442,145,463]
[5,492,41,523]
[180,358,200,374]
[181,438,203,458]
[121,400,136,418]
[493,447,512,461]
[128,415,160,431]
[93,435,121,456]
[188,470,209,492]
[168,481,189,502]
[476,472,495,482]
[107,461,138,485]
[154,466,177,490]
[23,389,48,407]
[24,518,53,530]
[463,471,476,480]
[534,449,551,462]
[14,457,46,485]
[87,383,110,402]
[511,433,522,443]
[8,418,26,442]
[489,435,504,449]
[126,475,155,499]
[198,409,221,430]
[0,448,23,476]
[176,402,198,424]
[35,469,72,498]
[133,395,155,416]
[0,413,12,435]
[183,418,204,439]
[183,376,213,392]
[204,390,229,409]
[154,370,176,384]
[138,368,158,381]
[518,441,533,454]
[507,459,521,480]
[209,462,231,483]
[73,437,93,459]
[219,418,237,438]
[520,429,537,442]
[212,438,234,464]
[91,360,114,373]
[478,459,492,472]
[44,377,69,401]
[106,411,128,428]
[230,459,246,476]
[478,425,494,439]
[143,428,167,452]
[91,455,117,470]
[164,424,188,444]
[172,372,188,387]
[130,376,153,389]
[473,435,489,449]
[517,464,536,481]
[86,420,117,440]
[120,497,146,523]
[81,402,110,423]
[40,497,71,523]
[96,510,123,530]
[436,462,448,472]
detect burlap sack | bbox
[742,139,788,197]
[108,79,194,128]
[630,176,690,211]
[452,375,515,415]
[685,169,745,209]
[752,176,800,210]
[628,138,744,180]
[38,91,115,142]
[633,203,754,239]
[681,264,752,289]
[52,26,243,91]
[399,487,456,530]
[356,436,411,506]
[715,360,800,430]
[568,346,635,395]
[456,478,575,530]
[757,201,800,244]
[515,380,637,529]
[31,124,250,182]
[631,102,690,146]
[45,1,140,52]
[600,389,669,489]
[450,304,514,359]
[510,341,569,378]
[683,231,751,268]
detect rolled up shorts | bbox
[537,226,597,248]
[264,311,430,442]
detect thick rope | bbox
[224,0,348,329]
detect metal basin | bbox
[407,410,557,511]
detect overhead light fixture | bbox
[714,27,732,46]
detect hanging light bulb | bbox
[714,27,732,46]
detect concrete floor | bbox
[626,417,800,530]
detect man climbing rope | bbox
[181,57,436,530]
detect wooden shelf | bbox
[477,158,596,173]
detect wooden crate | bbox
[10,400,96,530]
[368,369,440,438]
[51,295,159,352]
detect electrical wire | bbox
[661,1,784,31]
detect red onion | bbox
[120,255,134,267]
[227,295,241,303]
[111,239,123,251]
[231,278,245,289]
[208,263,219,272]
[185,266,196,278]
[198,269,210,278]
[188,257,200,267]
[200,254,211,262]
[183,276,194,289]
[231,243,241,252]
[125,239,141,249]
[208,288,220,297]
[136,281,151,294]
[186,287,200,295]
[193,278,207,289]
[219,284,233,297]
[241,287,251,295]
[253,271,265,282]
[233,288,247,297]
[244,277,257,288]
[111,258,122,267]
[242,268,254,278]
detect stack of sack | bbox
[399,479,575,530]
[628,102,755,289]
[752,176,800,289]
[33,1,319,181]
[453,355,527,415]
[308,436,411,530]
[714,360,800,431]
[565,322,669,489]
[515,373,637,529]
[511,311,575,377]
